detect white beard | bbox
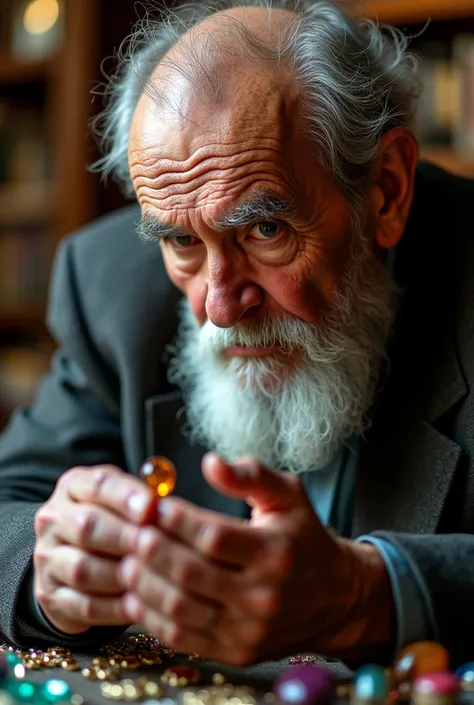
[167,228,399,474]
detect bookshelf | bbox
[0,0,98,424]
[365,0,474,24]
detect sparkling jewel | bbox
[139,456,177,497]
[40,679,72,703]
[61,658,79,671]
[412,672,459,705]
[394,642,449,683]
[161,666,200,687]
[6,681,40,702]
[274,664,336,705]
[457,664,474,691]
[352,665,388,705]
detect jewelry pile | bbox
[2,635,474,704]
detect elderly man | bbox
[0,0,473,668]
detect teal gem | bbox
[353,665,388,703]
[4,654,22,668]
[458,663,474,687]
[40,679,73,703]
[6,680,41,702]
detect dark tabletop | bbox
[9,626,354,705]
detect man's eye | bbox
[250,221,280,240]
[171,234,196,247]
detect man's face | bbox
[130,61,356,332]
[128,58,397,472]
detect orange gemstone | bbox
[394,642,449,684]
[139,456,177,498]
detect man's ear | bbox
[368,128,419,251]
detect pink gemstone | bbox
[414,672,460,695]
[274,664,336,705]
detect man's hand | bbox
[33,465,155,634]
[117,453,394,665]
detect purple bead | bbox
[274,664,336,705]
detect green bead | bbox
[4,655,21,668]
[6,680,40,702]
[40,679,73,703]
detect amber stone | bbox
[394,642,449,684]
[161,666,200,687]
[139,456,177,498]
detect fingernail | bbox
[231,460,258,478]
[157,498,173,528]
[127,493,149,521]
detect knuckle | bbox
[75,508,98,545]
[175,560,199,589]
[78,595,95,622]
[166,622,184,648]
[200,525,226,558]
[70,552,89,586]
[89,467,110,496]
[57,467,81,490]
[34,507,55,537]
[35,585,52,609]
[33,548,50,571]
[166,591,185,620]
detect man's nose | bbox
[205,251,262,328]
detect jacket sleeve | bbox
[0,235,127,646]
[370,531,474,666]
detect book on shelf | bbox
[414,34,474,161]
[0,226,52,312]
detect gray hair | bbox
[91,0,420,209]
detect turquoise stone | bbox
[457,664,474,691]
[4,654,21,668]
[6,680,41,703]
[40,679,73,702]
[353,665,388,704]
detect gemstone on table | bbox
[40,679,73,703]
[412,671,459,705]
[139,456,177,497]
[274,664,336,704]
[6,680,41,703]
[394,642,449,683]
[161,666,200,687]
[352,665,388,704]
[457,664,474,691]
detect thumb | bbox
[202,452,302,512]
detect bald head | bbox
[144,4,299,116]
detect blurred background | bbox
[0,0,473,430]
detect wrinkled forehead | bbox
[131,55,302,167]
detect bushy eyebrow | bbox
[137,190,297,243]
[214,191,297,229]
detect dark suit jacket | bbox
[0,162,473,663]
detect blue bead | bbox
[353,665,388,702]
[457,664,474,684]
[40,679,73,702]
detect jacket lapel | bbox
[144,391,248,520]
[352,321,467,537]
